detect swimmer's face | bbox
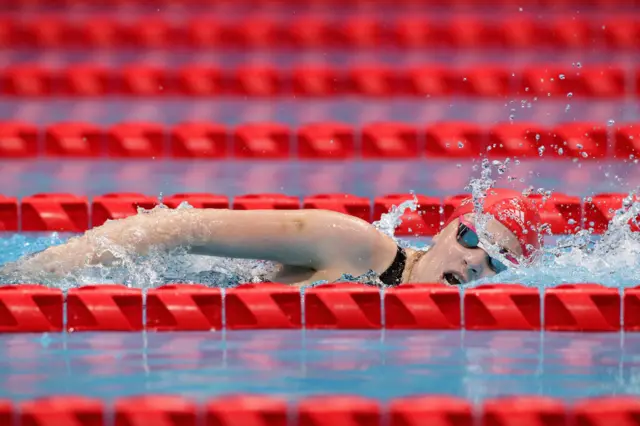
[410,213,523,285]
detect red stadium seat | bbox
[602,17,639,49]
[107,122,165,158]
[406,66,456,97]
[20,16,77,48]
[170,122,227,158]
[118,64,173,96]
[177,65,225,96]
[129,17,182,48]
[337,17,386,48]
[21,193,90,232]
[361,122,420,159]
[457,66,513,97]
[392,18,445,48]
[488,123,550,158]
[347,65,405,96]
[0,121,39,158]
[45,122,103,158]
[232,65,283,96]
[59,65,113,96]
[614,124,640,160]
[233,123,291,159]
[520,66,578,97]
[185,18,232,48]
[92,193,159,227]
[163,193,229,209]
[2,65,54,96]
[232,194,300,210]
[576,66,626,98]
[297,122,355,159]
[551,122,608,159]
[303,193,371,221]
[547,16,593,48]
[373,194,441,236]
[289,16,337,48]
[292,65,346,97]
[425,122,486,158]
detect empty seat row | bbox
[1,63,636,97]
[0,15,637,50]
[0,191,636,235]
[0,121,637,160]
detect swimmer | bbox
[1,188,541,286]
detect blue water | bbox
[1,160,639,401]
[0,330,634,401]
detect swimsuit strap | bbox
[379,245,406,286]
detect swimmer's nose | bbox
[463,248,490,280]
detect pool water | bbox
[0,330,634,401]
[1,160,639,403]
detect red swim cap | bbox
[445,188,542,258]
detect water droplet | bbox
[574,62,582,68]
[576,144,584,150]
[565,104,571,112]
[589,221,595,227]
[458,141,465,148]
[581,152,589,158]
[567,92,573,98]
[557,147,564,155]
[535,134,540,141]
[559,74,565,80]
[608,119,615,126]
[509,114,515,122]
[514,159,521,165]
[538,146,545,156]
[568,218,576,225]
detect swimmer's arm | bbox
[13,209,397,276]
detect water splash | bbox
[1,163,640,289]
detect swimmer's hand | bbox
[11,208,397,279]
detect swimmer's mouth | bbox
[442,272,464,286]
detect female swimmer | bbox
[1,188,542,286]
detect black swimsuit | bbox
[379,245,407,286]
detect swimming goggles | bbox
[456,218,519,274]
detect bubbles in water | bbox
[567,92,573,98]
[608,119,616,127]
[538,146,545,156]
[458,141,465,149]
[559,74,565,80]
